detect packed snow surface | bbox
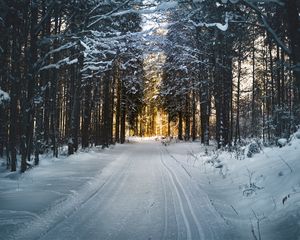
[0,135,299,240]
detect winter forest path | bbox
[4,140,236,240]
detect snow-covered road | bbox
[2,137,300,240]
[5,140,236,240]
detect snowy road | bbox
[3,138,300,240]
[8,140,237,240]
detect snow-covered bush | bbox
[246,142,260,158]
[0,89,10,105]
[232,145,246,160]
[277,138,287,147]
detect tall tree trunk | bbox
[29,1,39,167]
[191,89,196,141]
[286,0,300,105]
[102,73,111,148]
[120,82,126,144]
[10,27,21,172]
[251,37,256,138]
[184,94,190,141]
[82,82,92,148]
[115,77,121,143]
[68,55,83,155]
[50,10,61,158]
[0,30,9,161]
[168,114,171,137]
[178,109,183,140]
[110,71,116,144]
[235,49,242,145]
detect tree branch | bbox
[241,0,292,55]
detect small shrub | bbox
[247,142,260,158]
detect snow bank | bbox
[292,129,300,140]
[163,135,300,239]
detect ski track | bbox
[160,149,207,240]
[163,147,230,226]
[159,159,169,240]
[160,152,192,240]
[162,165,181,240]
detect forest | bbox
[0,0,299,173]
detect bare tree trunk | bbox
[235,47,242,145]
[115,77,121,143]
[191,89,196,141]
[251,37,256,138]
[110,71,116,144]
[10,26,21,172]
[82,82,92,148]
[120,82,126,144]
[184,94,190,141]
[68,55,83,155]
[102,72,111,148]
[168,114,171,137]
[178,109,183,140]
[286,0,300,104]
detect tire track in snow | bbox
[12,152,134,240]
[47,156,134,239]
[160,149,205,240]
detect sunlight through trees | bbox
[0,0,299,172]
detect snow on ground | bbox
[163,133,300,240]
[0,146,123,239]
[0,133,299,240]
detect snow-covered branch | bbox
[40,57,78,71]
[188,13,229,31]
[241,0,291,55]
